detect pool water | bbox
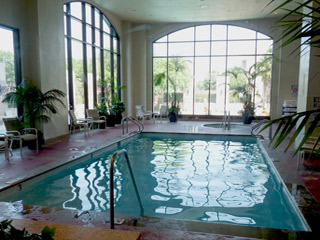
[0,133,308,231]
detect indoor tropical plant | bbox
[259,0,320,154]
[240,102,255,124]
[110,98,126,124]
[2,78,65,148]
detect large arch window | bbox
[64,2,120,118]
[153,25,273,117]
[0,25,21,130]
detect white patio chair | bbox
[0,134,10,160]
[68,110,91,134]
[3,118,38,156]
[86,109,106,129]
[154,105,168,122]
[135,105,153,124]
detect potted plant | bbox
[2,78,65,149]
[110,98,126,124]
[168,101,180,122]
[94,103,116,127]
[240,102,255,124]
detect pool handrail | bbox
[109,149,144,229]
[251,119,268,136]
[222,110,230,130]
[121,115,144,134]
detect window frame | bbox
[64,2,120,116]
[152,24,273,117]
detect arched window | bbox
[153,25,273,117]
[64,2,120,118]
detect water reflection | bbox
[150,139,269,210]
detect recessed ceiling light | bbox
[200,5,208,9]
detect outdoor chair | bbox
[0,134,10,160]
[154,105,168,122]
[135,105,154,124]
[68,110,91,134]
[86,109,106,129]
[3,118,38,156]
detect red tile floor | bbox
[0,120,319,239]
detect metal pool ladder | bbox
[251,119,268,137]
[222,110,230,130]
[121,115,144,134]
[109,149,144,229]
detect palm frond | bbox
[259,110,320,155]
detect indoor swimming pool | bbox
[0,133,309,231]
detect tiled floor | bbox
[0,120,319,239]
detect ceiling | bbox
[92,0,296,23]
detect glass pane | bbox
[65,38,70,115]
[228,26,256,40]
[71,18,82,40]
[70,2,82,19]
[169,27,194,42]
[228,40,256,55]
[113,38,117,53]
[113,54,118,90]
[95,9,100,28]
[153,43,167,57]
[95,29,100,47]
[87,46,94,109]
[194,57,210,115]
[226,56,255,116]
[64,16,67,36]
[168,57,193,115]
[103,17,110,34]
[254,56,272,116]
[257,40,273,55]
[212,25,227,40]
[168,42,194,57]
[153,58,167,113]
[257,32,271,39]
[0,27,18,130]
[155,36,167,43]
[210,57,226,115]
[96,49,102,103]
[103,33,110,51]
[85,4,92,24]
[71,40,85,118]
[195,42,210,56]
[103,51,112,105]
[196,25,211,41]
[86,25,92,43]
[211,41,227,55]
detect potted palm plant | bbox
[240,102,255,124]
[110,98,126,124]
[2,78,65,149]
[94,103,116,127]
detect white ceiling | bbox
[92,0,296,23]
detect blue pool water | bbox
[0,133,308,231]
